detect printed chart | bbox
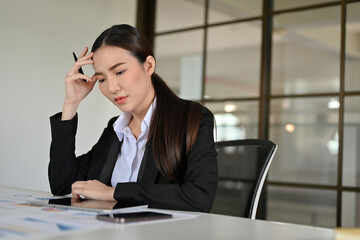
[0,186,197,239]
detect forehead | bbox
[93,46,136,69]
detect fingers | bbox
[71,180,98,198]
[68,57,94,77]
[72,193,81,199]
[79,46,89,58]
[71,181,87,198]
[71,180,115,201]
[77,49,94,62]
[66,73,92,83]
[67,50,94,81]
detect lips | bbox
[115,96,127,104]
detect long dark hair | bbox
[92,24,203,182]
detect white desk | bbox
[48,212,335,240]
[0,185,335,240]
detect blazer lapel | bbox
[99,136,122,185]
[137,141,159,183]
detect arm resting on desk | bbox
[48,112,117,195]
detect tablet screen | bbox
[28,197,147,212]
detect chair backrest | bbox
[211,139,277,219]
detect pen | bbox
[72,52,87,82]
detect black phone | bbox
[96,211,172,223]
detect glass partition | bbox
[345,2,360,91]
[269,97,339,185]
[155,0,205,32]
[208,0,262,24]
[271,6,341,95]
[342,192,360,227]
[205,21,261,99]
[205,101,259,141]
[155,29,204,100]
[274,0,339,11]
[267,186,336,228]
[342,96,360,187]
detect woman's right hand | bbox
[62,47,96,120]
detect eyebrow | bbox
[94,62,125,76]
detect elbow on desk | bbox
[48,174,71,196]
[193,203,212,213]
[49,182,71,196]
[181,185,217,213]
[193,193,216,213]
[47,163,74,196]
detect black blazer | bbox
[48,107,218,212]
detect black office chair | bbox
[211,139,277,219]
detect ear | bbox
[143,55,156,76]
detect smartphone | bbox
[96,211,172,223]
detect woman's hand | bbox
[62,47,96,120]
[71,180,115,201]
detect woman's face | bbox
[92,46,155,116]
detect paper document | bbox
[0,186,198,239]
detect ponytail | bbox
[149,74,202,182]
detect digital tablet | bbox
[27,197,147,213]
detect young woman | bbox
[49,24,218,212]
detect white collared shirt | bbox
[110,98,156,187]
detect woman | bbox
[49,24,218,212]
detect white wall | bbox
[0,0,137,192]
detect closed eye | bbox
[98,79,105,83]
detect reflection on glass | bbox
[154,30,204,99]
[208,0,262,24]
[274,0,337,11]
[345,2,360,91]
[155,0,205,32]
[342,192,360,227]
[205,101,258,141]
[271,6,341,94]
[205,21,261,98]
[343,96,360,187]
[269,98,339,185]
[267,186,336,228]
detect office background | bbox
[0,0,359,229]
[0,0,136,197]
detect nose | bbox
[108,76,121,94]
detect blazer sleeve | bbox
[48,112,116,195]
[113,107,218,212]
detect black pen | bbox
[72,52,87,82]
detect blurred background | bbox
[0,0,359,229]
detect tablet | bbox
[27,197,148,213]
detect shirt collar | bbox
[113,97,157,141]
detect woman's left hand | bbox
[71,180,115,201]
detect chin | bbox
[116,104,132,113]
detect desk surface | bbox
[0,185,335,240]
[49,213,335,240]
